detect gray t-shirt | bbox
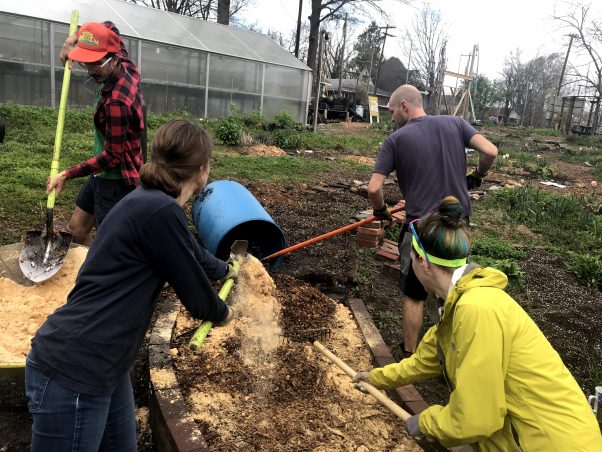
[373,115,478,220]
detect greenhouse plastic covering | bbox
[0,0,310,71]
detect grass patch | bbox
[565,133,602,148]
[530,128,563,137]
[211,153,330,182]
[0,103,379,246]
[299,131,383,153]
[560,146,602,167]
[476,187,602,287]
[471,236,526,260]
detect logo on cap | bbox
[79,31,99,47]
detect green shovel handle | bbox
[48,9,79,210]
[189,278,236,351]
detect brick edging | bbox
[148,297,208,452]
[347,298,474,452]
[347,298,430,414]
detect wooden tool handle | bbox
[314,340,411,422]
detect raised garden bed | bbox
[148,257,427,451]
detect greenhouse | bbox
[0,0,312,122]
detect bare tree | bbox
[306,0,409,73]
[265,23,311,62]
[494,50,563,127]
[401,3,446,94]
[127,0,253,22]
[499,50,521,124]
[553,1,602,99]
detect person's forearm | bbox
[368,189,385,210]
[477,153,496,176]
[64,150,121,179]
[367,173,387,209]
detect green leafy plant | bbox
[371,310,400,330]
[272,129,303,150]
[269,111,300,130]
[216,116,243,145]
[471,237,526,260]
[385,224,401,242]
[567,254,602,289]
[471,255,524,285]
[241,110,267,129]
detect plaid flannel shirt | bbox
[65,23,144,185]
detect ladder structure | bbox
[437,44,479,122]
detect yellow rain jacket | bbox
[369,267,602,451]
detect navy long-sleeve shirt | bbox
[30,187,229,396]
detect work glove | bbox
[405,414,421,438]
[222,260,240,281]
[214,306,234,327]
[466,169,485,189]
[352,371,371,394]
[373,204,392,222]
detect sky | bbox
[244,0,601,83]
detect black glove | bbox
[214,306,234,327]
[373,204,392,221]
[405,414,421,437]
[466,170,484,189]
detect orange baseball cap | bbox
[68,22,120,63]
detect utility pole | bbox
[294,0,303,58]
[557,34,578,97]
[337,13,348,97]
[405,40,413,84]
[550,33,578,128]
[373,25,396,95]
[313,30,329,132]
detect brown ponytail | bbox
[140,119,212,198]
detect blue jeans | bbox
[25,357,137,451]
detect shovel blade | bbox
[19,230,72,283]
[230,239,248,258]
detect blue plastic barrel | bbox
[192,180,286,270]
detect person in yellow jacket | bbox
[354,196,602,451]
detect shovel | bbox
[18,10,79,283]
[189,240,249,350]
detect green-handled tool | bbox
[19,10,79,283]
[189,240,248,351]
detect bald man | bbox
[368,84,498,355]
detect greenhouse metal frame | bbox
[0,0,312,122]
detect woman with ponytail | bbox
[354,196,602,451]
[25,120,236,451]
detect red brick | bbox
[361,220,382,229]
[379,242,399,253]
[356,237,379,248]
[357,227,382,237]
[376,249,398,260]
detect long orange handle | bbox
[261,204,404,262]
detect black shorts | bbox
[398,223,428,301]
[75,176,135,227]
[399,262,428,301]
